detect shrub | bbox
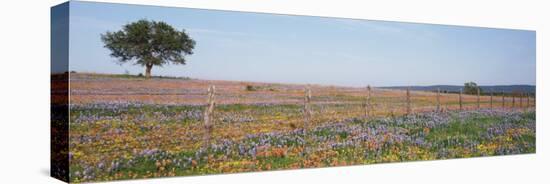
[246,85,257,91]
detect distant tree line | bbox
[433,82,535,96]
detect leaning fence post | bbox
[203,85,216,149]
[304,86,312,129]
[406,87,411,115]
[476,88,480,110]
[459,89,463,111]
[436,88,441,113]
[365,85,372,119]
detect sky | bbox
[65,1,536,87]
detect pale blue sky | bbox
[67,1,536,87]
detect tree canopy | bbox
[101,19,196,78]
[464,82,482,95]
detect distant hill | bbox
[381,85,536,94]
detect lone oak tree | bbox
[101,19,195,78]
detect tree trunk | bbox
[145,64,153,78]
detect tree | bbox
[464,82,482,95]
[101,19,195,78]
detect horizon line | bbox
[62,71,536,88]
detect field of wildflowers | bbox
[67,74,535,182]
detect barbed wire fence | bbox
[197,84,534,152]
[68,84,536,156]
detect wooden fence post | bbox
[527,93,530,108]
[476,88,480,110]
[459,89,463,111]
[502,91,505,109]
[406,87,411,115]
[304,86,312,129]
[512,95,515,109]
[365,85,372,119]
[519,93,523,109]
[436,88,441,113]
[203,85,216,148]
[490,91,493,110]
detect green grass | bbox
[426,115,501,144]
[258,156,299,170]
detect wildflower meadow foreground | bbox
[66,74,535,183]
